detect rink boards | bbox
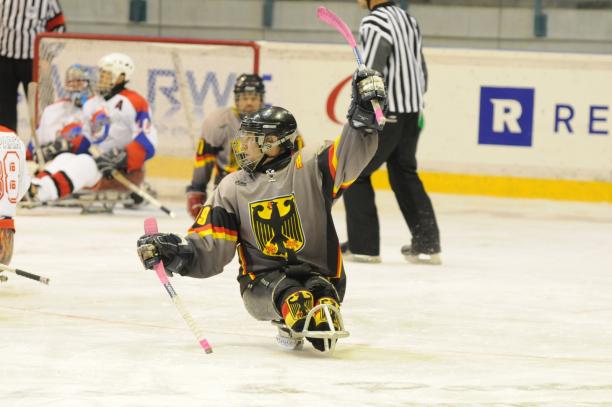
[17,40,612,202]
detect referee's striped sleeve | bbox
[360,14,392,43]
[358,5,425,113]
[45,0,66,32]
[0,0,65,59]
[360,15,392,69]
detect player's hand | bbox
[347,68,387,131]
[95,147,127,179]
[186,190,206,219]
[38,138,70,161]
[136,233,194,276]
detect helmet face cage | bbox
[231,130,266,174]
[231,118,297,173]
[65,64,92,107]
[232,107,298,173]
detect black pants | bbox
[0,56,33,131]
[343,112,440,256]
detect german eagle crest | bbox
[249,194,305,260]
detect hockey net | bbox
[33,33,260,158]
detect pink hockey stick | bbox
[317,6,385,126]
[143,217,213,354]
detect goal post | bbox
[33,33,260,162]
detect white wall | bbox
[420,49,612,181]
[260,44,612,182]
[17,41,612,185]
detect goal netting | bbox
[34,33,260,158]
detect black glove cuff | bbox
[347,104,383,131]
[164,239,195,276]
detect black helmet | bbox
[234,74,265,96]
[232,106,298,173]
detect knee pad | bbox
[241,271,306,321]
[242,271,286,321]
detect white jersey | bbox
[0,127,30,219]
[82,89,157,158]
[36,99,86,145]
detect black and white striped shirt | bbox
[0,0,65,59]
[360,1,426,113]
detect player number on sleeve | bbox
[0,151,21,203]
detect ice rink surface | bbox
[2,191,612,406]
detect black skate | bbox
[401,245,442,265]
[340,242,381,264]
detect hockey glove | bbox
[347,68,387,131]
[95,147,127,179]
[38,138,71,161]
[186,189,206,219]
[136,233,194,276]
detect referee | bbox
[342,0,441,265]
[0,0,66,131]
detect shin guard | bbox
[281,290,314,332]
[313,297,341,330]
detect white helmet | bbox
[97,53,135,83]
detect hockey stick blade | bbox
[112,169,176,218]
[317,6,386,126]
[88,146,175,218]
[143,217,212,354]
[0,263,50,285]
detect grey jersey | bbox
[190,107,241,191]
[184,124,378,293]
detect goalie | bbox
[137,68,387,352]
[26,64,92,163]
[0,126,30,281]
[29,53,157,203]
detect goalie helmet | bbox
[97,53,135,84]
[232,106,298,173]
[64,64,92,107]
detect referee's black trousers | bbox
[343,112,440,256]
[0,56,33,131]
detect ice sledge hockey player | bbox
[0,126,30,282]
[29,53,157,203]
[137,68,386,352]
[26,64,92,163]
[186,74,304,219]
[185,74,265,218]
